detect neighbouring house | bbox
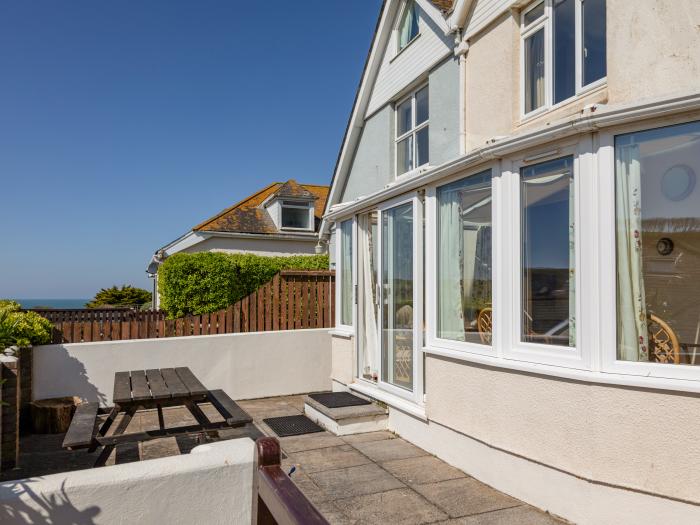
[146,179,329,307]
[320,0,700,523]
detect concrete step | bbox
[303,394,388,436]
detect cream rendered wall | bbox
[607,0,700,104]
[181,236,318,257]
[425,354,700,505]
[331,334,354,387]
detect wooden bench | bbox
[62,402,100,450]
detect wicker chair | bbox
[477,307,493,345]
[647,314,681,364]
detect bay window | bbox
[521,0,606,116]
[436,170,493,345]
[615,121,700,366]
[521,156,575,347]
[396,85,429,176]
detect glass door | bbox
[379,198,417,394]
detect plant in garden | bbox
[85,285,152,309]
[158,252,329,318]
[0,300,53,347]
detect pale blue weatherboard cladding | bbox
[340,105,393,203]
[429,57,460,166]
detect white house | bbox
[147,180,329,305]
[321,0,700,523]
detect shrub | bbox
[0,300,53,348]
[158,252,329,318]
[86,285,152,308]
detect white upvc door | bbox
[376,193,423,404]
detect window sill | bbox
[519,80,608,127]
[423,344,700,396]
[328,328,353,339]
[349,381,428,421]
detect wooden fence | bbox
[32,308,163,324]
[41,270,335,344]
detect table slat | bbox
[160,368,189,397]
[146,369,171,399]
[113,371,132,403]
[62,402,99,449]
[175,367,207,396]
[207,389,252,426]
[130,370,151,401]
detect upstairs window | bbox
[281,200,313,230]
[397,0,419,51]
[521,0,606,116]
[396,85,429,176]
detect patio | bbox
[2,395,562,525]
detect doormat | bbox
[309,392,371,409]
[263,415,324,437]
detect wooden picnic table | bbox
[62,367,252,467]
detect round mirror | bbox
[661,165,695,202]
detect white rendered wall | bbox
[181,236,318,257]
[33,329,331,406]
[0,439,254,525]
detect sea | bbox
[11,299,90,310]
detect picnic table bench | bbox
[63,367,252,467]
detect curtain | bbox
[398,2,418,49]
[438,189,465,340]
[616,143,649,361]
[358,214,379,379]
[525,29,545,113]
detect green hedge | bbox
[158,252,329,318]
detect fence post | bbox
[1,350,21,472]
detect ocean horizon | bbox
[12,298,90,310]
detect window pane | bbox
[416,86,429,125]
[553,0,576,104]
[615,120,700,366]
[521,156,575,347]
[582,0,606,86]
[398,1,419,50]
[340,220,353,326]
[524,2,544,26]
[397,98,413,136]
[282,207,310,229]
[382,202,414,391]
[416,126,429,167]
[437,171,492,344]
[524,28,545,113]
[397,136,413,175]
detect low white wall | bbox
[0,439,254,525]
[33,329,332,406]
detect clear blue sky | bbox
[0,0,381,299]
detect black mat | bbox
[309,392,371,409]
[263,415,324,437]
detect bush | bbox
[86,285,152,308]
[0,300,54,348]
[158,252,329,318]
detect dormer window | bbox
[281,200,314,230]
[397,0,419,51]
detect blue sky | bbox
[0,1,381,299]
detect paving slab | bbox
[308,463,405,500]
[288,444,372,473]
[335,487,448,525]
[341,430,396,444]
[311,501,359,525]
[280,432,346,453]
[437,505,563,524]
[351,437,428,462]
[414,477,521,518]
[382,455,467,485]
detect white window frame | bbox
[425,163,498,358]
[335,217,356,332]
[395,83,429,178]
[598,117,700,383]
[280,200,315,231]
[372,192,425,405]
[394,0,421,56]
[519,0,607,119]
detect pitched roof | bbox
[193,180,329,235]
[429,0,454,12]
